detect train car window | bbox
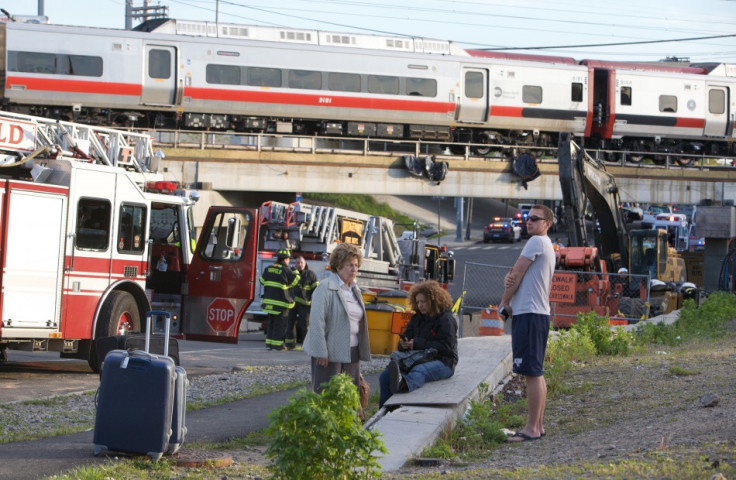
[709,89,725,114]
[117,204,147,253]
[248,67,282,87]
[522,85,543,104]
[67,55,103,77]
[9,51,103,77]
[288,70,322,90]
[659,95,677,113]
[406,77,437,97]
[206,64,241,85]
[571,82,583,102]
[148,49,171,79]
[620,87,632,106]
[328,72,361,92]
[464,71,484,99]
[76,198,111,251]
[368,75,400,95]
[10,51,56,74]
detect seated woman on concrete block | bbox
[378,280,458,407]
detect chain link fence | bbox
[460,262,650,328]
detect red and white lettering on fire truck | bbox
[0,111,258,370]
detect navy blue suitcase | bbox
[92,349,175,460]
[93,311,183,460]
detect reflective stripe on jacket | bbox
[260,262,299,314]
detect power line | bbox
[478,34,736,52]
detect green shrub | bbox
[545,328,597,393]
[571,311,633,355]
[635,292,736,346]
[266,374,386,480]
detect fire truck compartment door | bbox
[1,182,67,330]
[183,207,258,342]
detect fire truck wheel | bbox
[98,291,141,337]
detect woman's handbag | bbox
[358,374,370,409]
[390,348,438,373]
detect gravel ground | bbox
[386,327,736,478]
[0,357,390,442]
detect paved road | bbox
[1,332,309,403]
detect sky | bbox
[8,0,736,64]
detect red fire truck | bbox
[0,111,259,370]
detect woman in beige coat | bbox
[303,243,371,393]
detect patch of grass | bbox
[668,365,700,376]
[44,456,271,480]
[304,193,423,232]
[187,379,307,411]
[1,392,97,444]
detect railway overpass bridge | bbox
[155,131,736,206]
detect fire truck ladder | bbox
[0,110,158,174]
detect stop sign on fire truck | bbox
[206,298,237,333]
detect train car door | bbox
[704,85,731,137]
[182,207,258,342]
[142,45,178,106]
[457,68,488,123]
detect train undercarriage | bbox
[7,103,735,166]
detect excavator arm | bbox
[557,133,629,268]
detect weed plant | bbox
[266,374,386,479]
[636,291,736,346]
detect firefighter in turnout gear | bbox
[260,249,299,350]
[285,256,320,350]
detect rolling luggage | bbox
[93,310,186,460]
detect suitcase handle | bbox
[145,310,171,357]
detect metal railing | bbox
[146,128,735,170]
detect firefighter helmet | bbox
[276,249,292,259]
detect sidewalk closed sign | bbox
[550,272,576,303]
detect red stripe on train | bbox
[185,87,455,113]
[675,117,706,128]
[6,76,142,96]
[489,105,524,118]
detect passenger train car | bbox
[1,19,734,164]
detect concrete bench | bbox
[368,335,512,471]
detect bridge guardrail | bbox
[146,129,733,169]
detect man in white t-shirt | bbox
[500,204,556,442]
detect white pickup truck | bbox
[642,204,672,228]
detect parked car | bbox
[484,217,521,243]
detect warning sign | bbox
[207,298,237,332]
[550,272,576,304]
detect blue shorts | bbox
[511,312,550,377]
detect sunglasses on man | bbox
[526,215,547,223]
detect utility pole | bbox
[125,0,169,30]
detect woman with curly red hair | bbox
[378,280,458,407]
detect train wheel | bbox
[676,157,694,167]
[88,291,141,372]
[472,145,492,156]
[627,154,644,164]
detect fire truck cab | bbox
[0,112,258,370]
